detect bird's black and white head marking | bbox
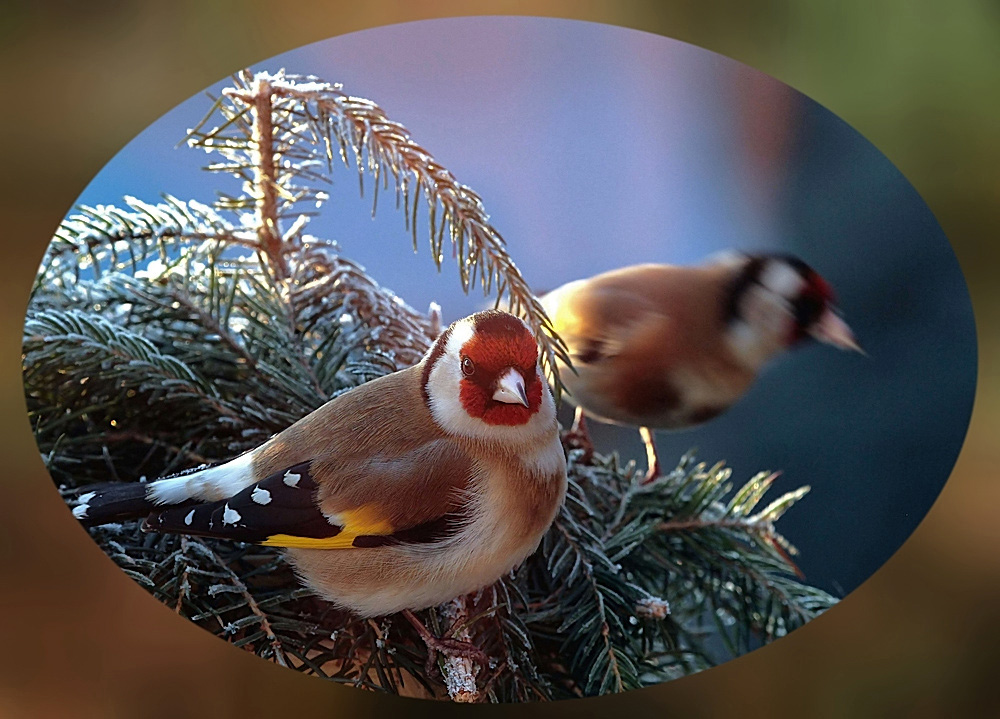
[724,253,840,368]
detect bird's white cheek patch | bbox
[425,321,483,439]
[760,261,805,299]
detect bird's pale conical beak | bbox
[493,367,530,407]
[810,309,865,354]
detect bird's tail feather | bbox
[71,482,177,526]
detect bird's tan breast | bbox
[474,448,567,554]
[285,443,566,617]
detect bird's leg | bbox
[562,406,594,462]
[401,608,489,679]
[639,426,661,484]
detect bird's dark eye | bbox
[461,357,476,376]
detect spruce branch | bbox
[189,536,290,668]
[37,196,248,295]
[187,69,571,396]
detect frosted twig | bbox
[439,596,482,702]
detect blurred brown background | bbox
[1,2,997,717]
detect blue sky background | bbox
[66,17,975,598]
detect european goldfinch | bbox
[540,253,862,481]
[72,310,567,659]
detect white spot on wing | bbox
[184,509,195,526]
[222,504,241,525]
[283,471,301,487]
[72,504,88,519]
[77,492,96,504]
[251,486,272,505]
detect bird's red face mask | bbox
[458,318,543,427]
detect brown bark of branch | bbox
[250,76,287,279]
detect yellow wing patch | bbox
[259,504,394,550]
[259,534,356,549]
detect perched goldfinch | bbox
[73,310,567,655]
[541,253,862,481]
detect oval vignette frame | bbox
[22,16,976,701]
